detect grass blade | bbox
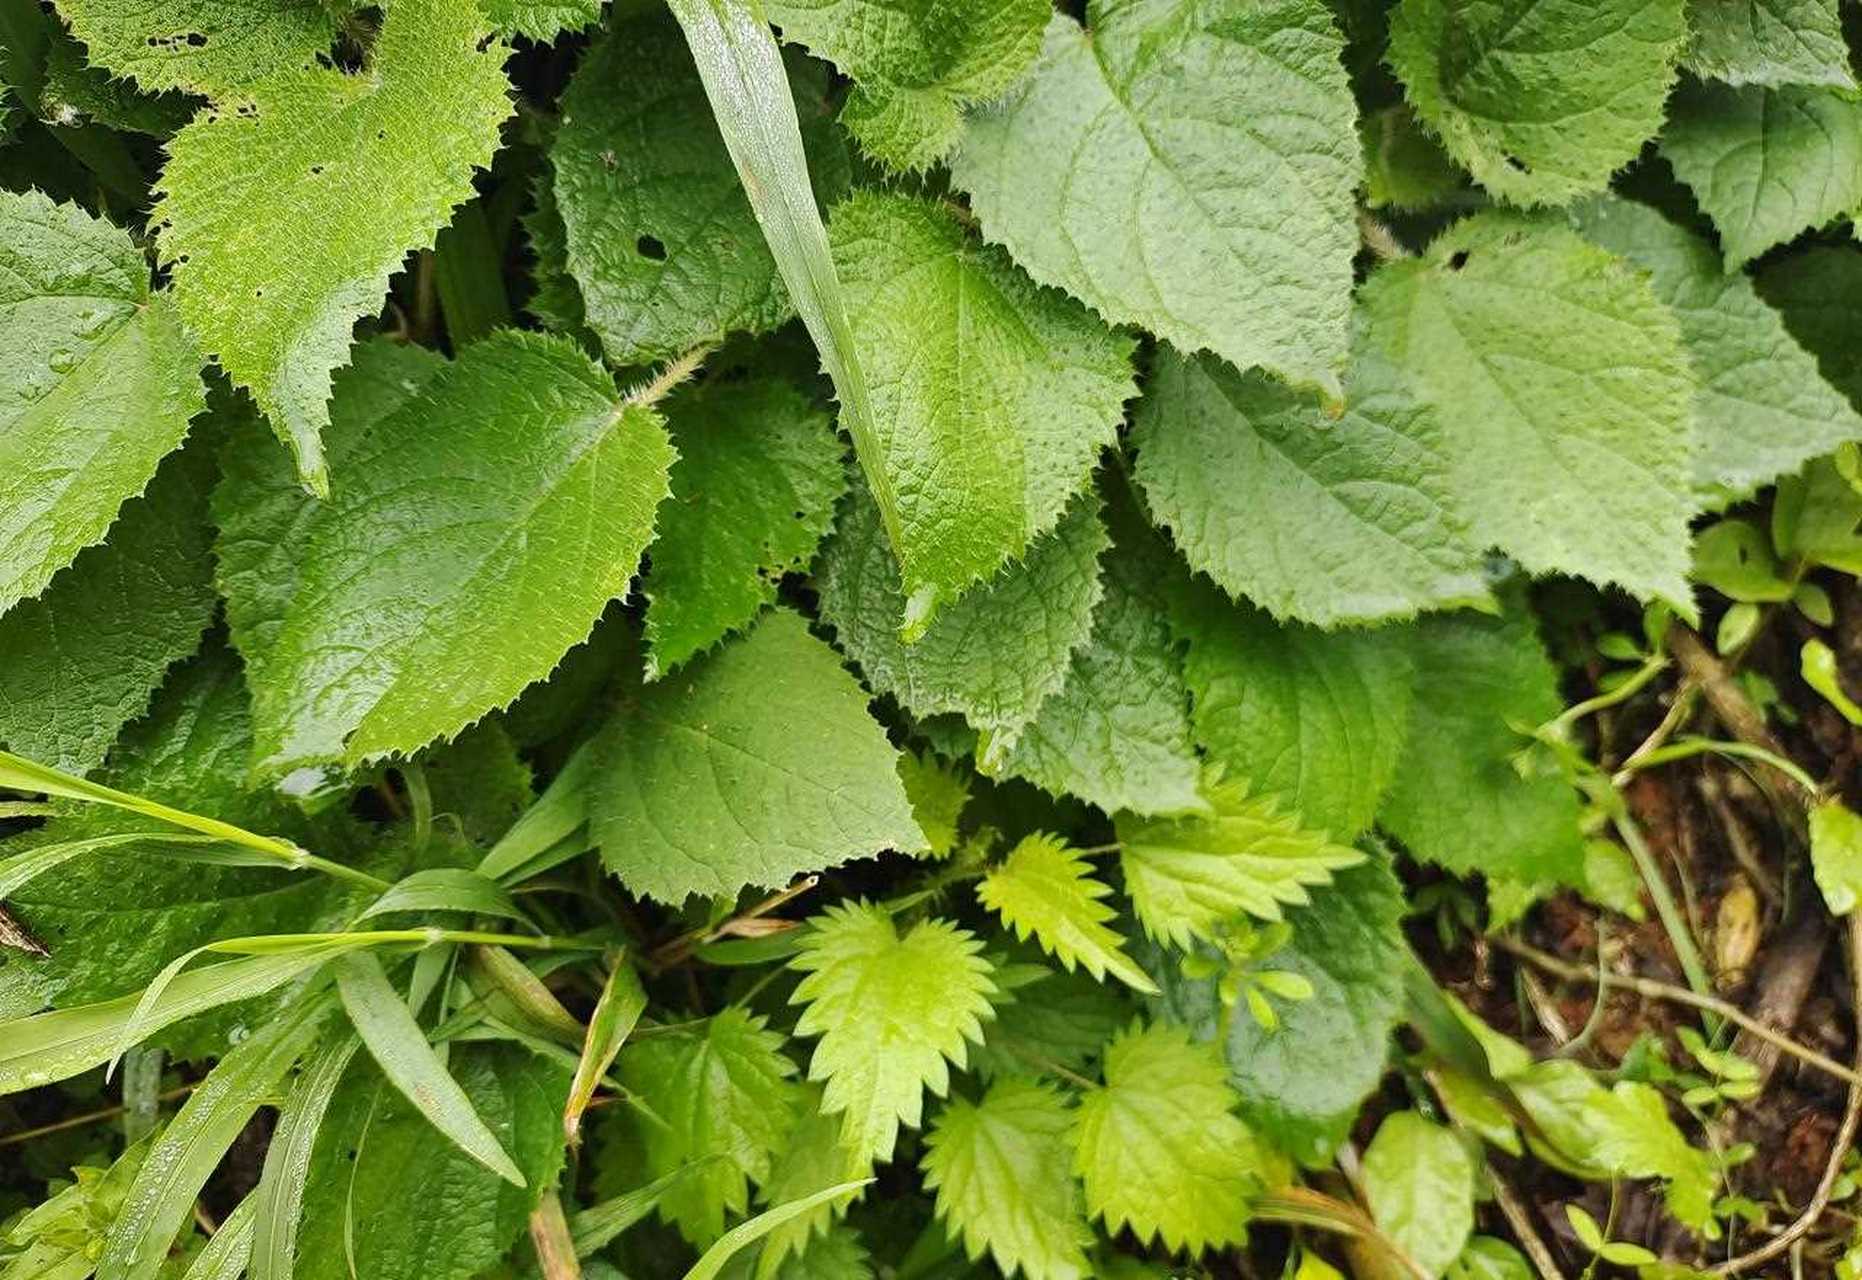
[250,1031,361,1280]
[681,1180,873,1280]
[334,949,526,1186]
[180,1192,257,1280]
[478,741,593,883]
[564,953,646,1145]
[354,868,527,925]
[664,0,919,629]
[0,832,232,899]
[96,993,333,1280]
[570,1162,717,1256]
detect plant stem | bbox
[1253,1186,1431,1280]
[1611,809,1717,1026]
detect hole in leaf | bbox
[1447,250,1470,271]
[636,235,667,261]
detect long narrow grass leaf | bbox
[564,954,647,1145]
[467,943,584,1043]
[250,1031,361,1280]
[334,949,527,1186]
[681,1180,873,1280]
[180,1193,258,1280]
[570,1162,717,1256]
[354,868,527,925]
[0,832,228,899]
[478,741,594,882]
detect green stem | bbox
[1611,811,1718,1033]
[1543,654,1668,736]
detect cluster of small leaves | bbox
[2,0,1860,1273]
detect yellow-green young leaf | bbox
[789,902,997,1165]
[951,0,1360,401]
[1073,1023,1267,1256]
[1811,798,1862,915]
[829,192,1135,626]
[1359,212,1696,608]
[153,0,512,490]
[922,1078,1093,1280]
[978,834,1156,994]
[0,189,205,617]
[227,331,673,778]
[591,610,925,903]
[617,1008,800,1246]
[48,0,345,96]
[1592,1082,1717,1231]
[1361,1111,1475,1277]
[1118,778,1364,948]
[763,0,1045,170]
[1388,0,1686,206]
[1684,0,1853,88]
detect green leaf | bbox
[1661,81,1862,268]
[972,961,1133,1086]
[0,440,217,775]
[479,0,601,40]
[643,376,846,676]
[979,834,1156,994]
[1148,858,1407,1165]
[1775,456,1862,573]
[1447,1238,1536,1280]
[1683,0,1854,88]
[227,331,673,777]
[1169,578,1416,839]
[985,552,1205,818]
[564,957,647,1147]
[829,192,1134,620]
[334,950,526,1186]
[249,1032,361,1280]
[1593,1082,1718,1230]
[1362,104,1466,212]
[1359,212,1696,606]
[1570,197,1862,507]
[682,1180,874,1280]
[1379,607,1586,885]
[552,12,850,366]
[819,490,1108,756]
[591,609,923,902]
[1118,777,1364,948]
[1132,338,1485,628]
[180,1193,256,1280]
[292,1043,571,1280]
[1073,1022,1266,1256]
[895,750,971,861]
[48,0,344,96]
[763,0,1044,170]
[1388,0,1687,205]
[152,0,512,490]
[748,1084,870,1275]
[1756,245,1862,407]
[738,1224,872,1280]
[951,0,1359,400]
[618,1008,800,1245]
[96,992,334,1280]
[922,1078,1093,1280]
[789,902,997,1165]
[1361,1111,1475,1277]
[354,869,524,925]
[1811,798,1862,914]
[0,188,205,616]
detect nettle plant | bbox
[4,0,1862,1275]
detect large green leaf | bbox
[153,0,512,490]
[227,331,673,777]
[49,0,345,95]
[591,609,925,903]
[1683,0,1854,88]
[1131,341,1485,627]
[551,13,849,366]
[1359,212,1696,607]
[952,0,1360,400]
[1388,0,1687,205]
[1661,80,1862,267]
[0,189,204,616]
[829,192,1134,625]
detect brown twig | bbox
[0,1083,198,1146]
[1666,627,1813,811]
[1488,1164,1567,1280]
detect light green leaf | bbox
[1570,197,1862,506]
[1072,1022,1266,1256]
[1662,80,1862,268]
[829,192,1134,622]
[153,0,512,490]
[1811,798,1862,914]
[353,869,524,925]
[180,1193,256,1280]
[249,1031,361,1280]
[1379,607,1586,885]
[591,609,924,903]
[1131,340,1486,627]
[952,0,1359,400]
[1684,0,1854,88]
[49,0,344,96]
[334,950,525,1187]
[1447,1237,1535,1280]
[0,441,217,775]
[618,1008,800,1245]
[789,902,997,1164]
[552,12,849,366]
[922,1077,1093,1280]
[1359,211,1696,606]
[0,188,205,616]
[1388,0,1687,205]
[1361,1111,1475,1277]
[479,0,600,39]
[764,0,1044,170]
[682,1180,874,1280]
[643,376,846,676]
[985,551,1205,818]
[819,490,1108,756]
[1148,858,1407,1166]
[896,750,971,861]
[979,834,1156,994]
[1775,456,1862,573]
[1118,777,1364,948]
[564,957,647,1147]
[1593,1081,1718,1229]
[230,331,673,777]
[1169,578,1416,840]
